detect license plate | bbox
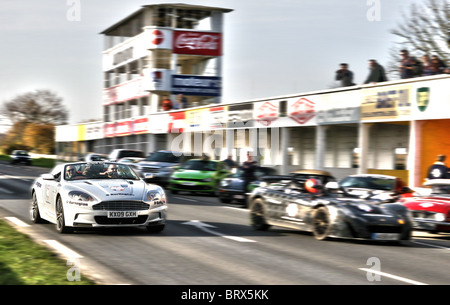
[181,182,196,186]
[107,211,138,218]
[371,233,400,240]
[233,194,245,199]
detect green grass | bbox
[0,220,95,285]
[0,155,56,168]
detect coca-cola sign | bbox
[173,30,222,56]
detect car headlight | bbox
[68,191,95,202]
[435,213,446,222]
[220,179,230,187]
[145,188,166,205]
[355,203,374,213]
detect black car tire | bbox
[249,198,270,231]
[30,192,45,223]
[56,197,73,234]
[147,224,165,233]
[312,206,331,240]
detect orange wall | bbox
[420,119,450,181]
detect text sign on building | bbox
[172,75,222,96]
[173,31,222,56]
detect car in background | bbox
[30,161,167,234]
[217,166,277,205]
[248,173,412,241]
[339,174,412,202]
[132,150,183,185]
[83,153,108,162]
[108,149,145,162]
[399,179,450,233]
[10,150,32,165]
[169,159,230,194]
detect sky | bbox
[0,0,431,128]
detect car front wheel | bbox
[56,197,73,234]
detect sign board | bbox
[173,30,222,56]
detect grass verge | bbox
[0,220,95,285]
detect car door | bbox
[43,165,63,220]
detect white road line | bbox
[412,241,450,251]
[183,220,256,243]
[43,240,83,259]
[5,216,30,227]
[173,196,197,202]
[358,268,428,285]
[222,206,248,212]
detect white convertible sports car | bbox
[30,162,167,233]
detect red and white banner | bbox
[173,30,222,56]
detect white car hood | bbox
[69,179,147,201]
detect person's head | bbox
[400,50,409,58]
[340,63,348,70]
[437,154,446,162]
[368,59,377,68]
[66,166,74,178]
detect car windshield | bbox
[339,176,395,191]
[64,162,140,181]
[180,160,217,171]
[15,151,29,156]
[145,151,181,163]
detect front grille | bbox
[94,215,148,225]
[172,178,203,182]
[412,210,437,219]
[367,225,402,233]
[93,201,150,211]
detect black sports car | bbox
[248,173,413,241]
[217,166,277,205]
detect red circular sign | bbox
[152,30,164,45]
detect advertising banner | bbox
[254,101,279,127]
[361,85,412,121]
[143,69,172,92]
[103,77,149,105]
[169,111,186,133]
[172,75,221,96]
[173,30,222,56]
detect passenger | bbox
[426,154,449,180]
[242,152,258,193]
[363,59,388,84]
[430,55,447,75]
[421,55,433,76]
[399,50,415,79]
[335,63,355,87]
[161,96,173,111]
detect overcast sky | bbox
[0,0,430,126]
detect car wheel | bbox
[312,207,331,240]
[56,197,73,234]
[30,192,45,223]
[249,198,270,231]
[147,224,165,233]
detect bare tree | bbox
[387,0,449,77]
[2,89,69,125]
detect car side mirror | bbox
[325,181,340,191]
[41,174,55,180]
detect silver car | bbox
[30,162,167,233]
[133,150,182,185]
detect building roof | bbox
[100,3,233,35]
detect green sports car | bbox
[169,159,231,194]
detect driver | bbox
[65,166,75,180]
[103,164,120,178]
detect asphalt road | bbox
[0,161,449,286]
